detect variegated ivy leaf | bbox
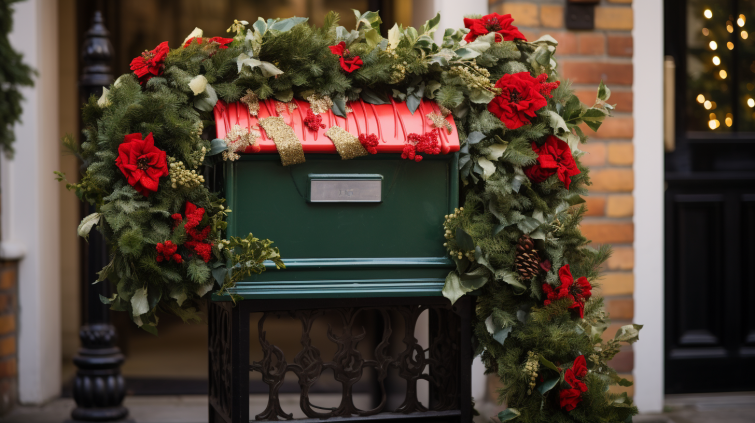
[487,143,508,161]
[182,27,203,46]
[387,23,402,51]
[543,110,569,136]
[485,314,513,346]
[353,9,382,31]
[498,408,521,422]
[419,13,440,36]
[496,270,527,290]
[78,212,100,240]
[237,53,284,77]
[530,34,558,47]
[442,271,468,304]
[196,282,214,297]
[131,287,149,317]
[465,32,496,54]
[615,323,643,344]
[478,157,496,180]
[170,287,187,307]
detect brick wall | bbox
[485,0,635,404]
[0,260,17,415]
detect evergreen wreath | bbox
[59,10,642,422]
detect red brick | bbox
[608,35,633,57]
[608,143,634,165]
[578,33,606,56]
[581,222,634,243]
[584,196,606,217]
[0,270,15,291]
[595,7,633,30]
[0,337,15,357]
[560,61,633,85]
[606,194,634,217]
[495,3,539,27]
[589,168,634,192]
[0,358,16,378]
[520,29,541,43]
[0,316,14,336]
[540,5,564,28]
[599,272,634,295]
[608,350,634,372]
[605,298,634,320]
[606,247,634,270]
[579,142,606,166]
[550,31,577,55]
[574,89,633,113]
[581,117,634,139]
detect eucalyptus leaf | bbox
[208,138,227,156]
[614,323,643,344]
[196,282,214,297]
[332,96,347,118]
[442,271,470,304]
[268,16,308,32]
[543,110,569,135]
[194,84,218,112]
[497,270,527,290]
[212,267,228,286]
[466,131,485,145]
[361,88,391,105]
[99,293,117,305]
[406,95,421,114]
[253,18,267,36]
[170,287,187,307]
[454,48,480,60]
[478,157,496,180]
[498,408,520,422]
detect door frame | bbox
[633,0,665,413]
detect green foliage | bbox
[0,0,35,157]
[61,9,640,420]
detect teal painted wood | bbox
[217,153,459,300]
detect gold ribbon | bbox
[324,126,369,160]
[240,89,259,116]
[427,111,453,134]
[259,116,305,166]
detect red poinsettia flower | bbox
[183,202,213,263]
[488,72,548,130]
[115,132,169,197]
[329,41,363,73]
[542,264,592,318]
[524,135,581,189]
[463,13,526,43]
[183,36,234,49]
[130,41,170,85]
[560,355,589,411]
[156,240,182,264]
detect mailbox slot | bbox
[308,174,383,203]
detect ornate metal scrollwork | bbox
[208,302,233,421]
[248,303,461,421]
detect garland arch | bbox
[59,10,642,422]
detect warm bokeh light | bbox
[728,41,735,50]
[704,9,713,19]
[728,23,735,33]
[719,69,728,79]
[702,28,710,36]
[726,117,733,127]
[713,56,721,65]
[739,14,746,26]
[749,83,755,90]
[710,41,718,50]
[697,94,705,103]
[709,112,717,120]
[748,98,755,108]
[704,100,712,109]
[708,119,719,129]
[743,30,749,39]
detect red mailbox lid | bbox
[213,98,460,155]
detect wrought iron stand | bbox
[70,11,129,422]
[208,296,473,423]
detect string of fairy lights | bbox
[696,8,749,130]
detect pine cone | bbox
[515,234,541,280]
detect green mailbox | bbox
[208,99,472,423]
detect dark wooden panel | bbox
[672,194,726,351]
[741,195,755,355]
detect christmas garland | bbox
[59,10,642,422]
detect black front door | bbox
[664,0,755,394]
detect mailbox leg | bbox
[459,296,473,423]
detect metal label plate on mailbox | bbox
[309,174,382,203]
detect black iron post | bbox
[70,11,129,422]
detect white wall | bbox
[412,0,489,404]
[1,0,62,404]
[632,0,665,413]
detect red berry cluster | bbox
[401,130,441,162]
[358,133,379,154]
[183,202,213,263]
[304,109,326,131]
[536,73,561,98]
[156,240,182,264]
